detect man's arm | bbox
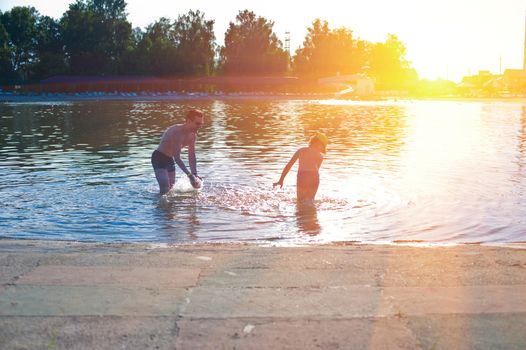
[183,133,201,188]
[188,133,197,176]
[173,142,192,176]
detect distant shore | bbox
[1,91,526,103]
[0,91,335,102]
[420,96,526,104]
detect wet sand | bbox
[1,239,525,349]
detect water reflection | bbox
[518,106,526,174]
[296,202,321,236]
[1,100,526,243]
[512,106,526,211]
[156,194,200,241]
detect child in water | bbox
[273,132,328,202]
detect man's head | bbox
[185,109,204,131]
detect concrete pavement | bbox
[1,240,525,349]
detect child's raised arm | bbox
[273,150,300,188]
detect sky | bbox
[1,0,525,82]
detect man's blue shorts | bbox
[151,150,175,172]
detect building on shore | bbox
[503,69,526,95]
[458,71,499,97]
[457,12,526,97]
[317,74,375,98]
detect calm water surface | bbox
[1,99,525,244]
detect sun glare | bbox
[401,102,483,194]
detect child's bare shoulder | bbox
[297,147,309,155]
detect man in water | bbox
[151,109,204,195]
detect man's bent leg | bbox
[168,171,175,189]
[154,168,171,195]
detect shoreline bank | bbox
[2,92,526,104]
[1,239,525,349]
[1,237,526,249]
[0,92,336,103]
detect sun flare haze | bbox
[1,0,524,81]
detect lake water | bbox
[1,99,525,244]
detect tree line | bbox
[0,0,417,89]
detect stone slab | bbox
[379,285,526,316]
[198,268,381,288]
[0,316,179,350]
[182,286,383,318]
[0,285,188,316]
[1,252,220,269]
[0,255,40,284]
[407,313,526,350]
[175,317,420,350]
[17,266,201,288]
[1,314,525,350]
[183,285,526,318]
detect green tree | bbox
[117,26,145,74]
[293,19,366,78]
[34,15,67,79]
[90,0,127,20]
[134,11,216,76]
[0,15,15,84]
[141,17,177,75]
[220,10,288,75]
[367,34,418,90]
[60,0,132,75]
[0,6,40,81]
[293,19,330,77]
[61,1,101,74]
[93,0,131,73]
[173,10,215,75]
